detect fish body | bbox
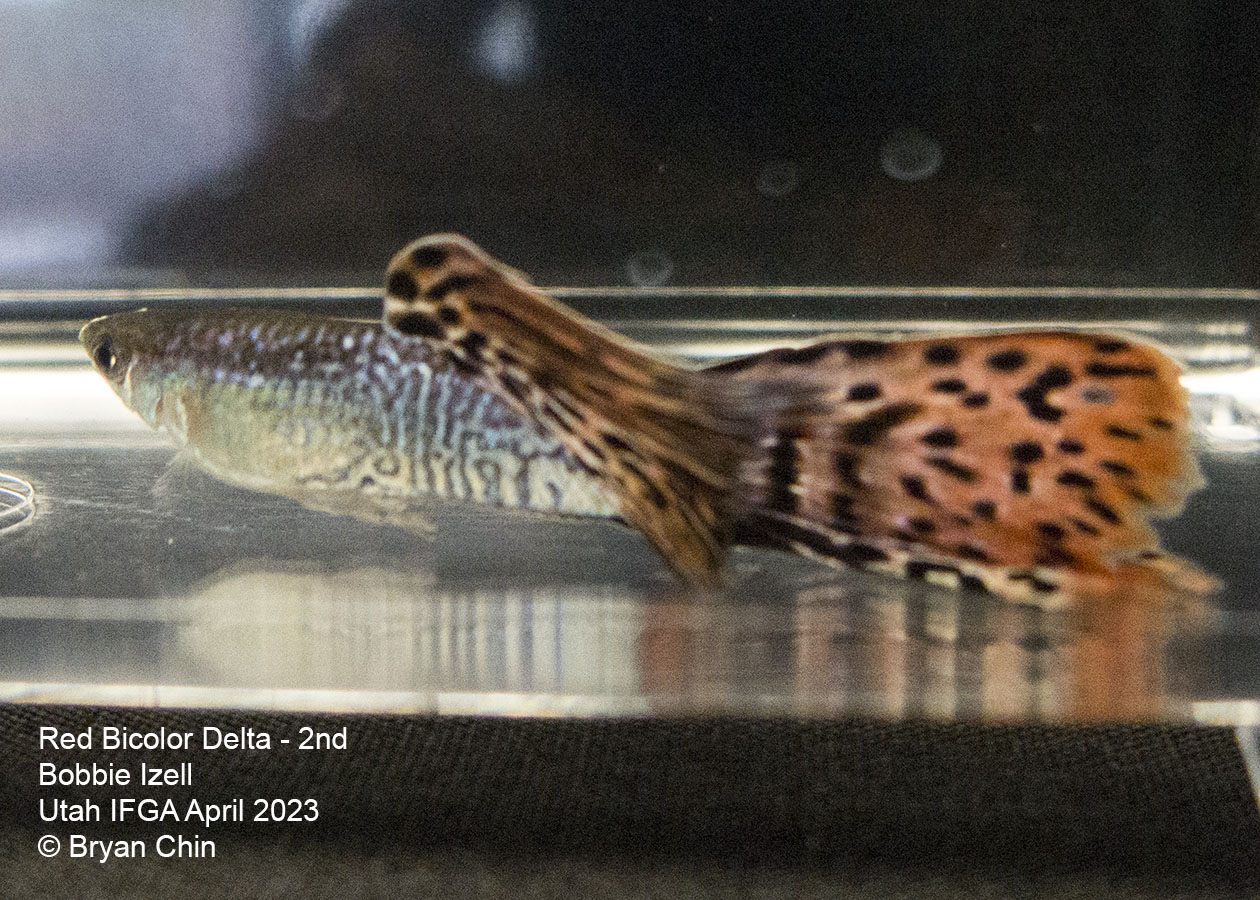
[383,234,1214,602]
[80,308,618,523]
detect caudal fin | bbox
[715,330,1215,604]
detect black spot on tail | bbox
[841,340,891,360]
[1084,495,1121,525]
[449,355,478,377]
[986,349,1027,372]
[1106,425,1143,441]
[924,344,960,365]
[841,402,921,446]
[925,456,978,482]
[783,526,839,559]
[955,544,992,563]
[1009,441,1044,464]
[847,382,881,402]
[1037,521,1067,541]
[1085,362,1158,379]
[765,432,801,513]
[1093,339,1130,354]
[1056,470,1095,489]
[437,305,462,325]
[1009,572,1058,593]
[1036,546,1078,567]
[831,493,857,525]
[959,574,987,592]
[900,474,932,503]
[775,343,835,365]
[835,543,890,565]
[386,270,419,301]
[906,561,961,587]
[1015,366,1072,424]
[920,427,958,449]
[834,451,861,488]
[704,354,763,374]
[972,500,997,521]
[1100,460,1135,477]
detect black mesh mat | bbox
[3,705,1258,894]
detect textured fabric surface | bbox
[3,705,1258,896]
[4,836,1256,900]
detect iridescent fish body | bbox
[80,308,618,524]
[382,234,1215,602]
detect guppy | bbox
[382,234,1215,602]
[80,308,618,526]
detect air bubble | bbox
[879,128,943,182]
[473,0,539,84]
[626,252,674,287]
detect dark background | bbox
[2,1,1259,287]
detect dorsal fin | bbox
[382,234,781,586]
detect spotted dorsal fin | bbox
[381,234,780,586]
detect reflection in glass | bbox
[0,556,1215,723]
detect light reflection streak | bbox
[0,368,148,432]
[6,358,1258,450]
[0,561,1214,723]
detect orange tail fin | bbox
[715,331,1216,603]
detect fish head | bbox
[80,309,180,429]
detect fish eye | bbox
[91,336,118,373]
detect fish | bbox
[382,233,1216,602]
[79,307,619,526]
